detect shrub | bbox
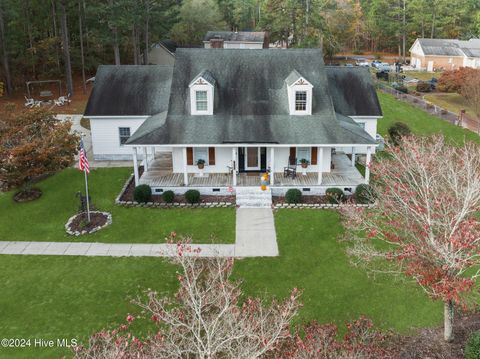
[285,189,302,204]
[355,184,374,204]
[438,67,480,93]
[162,190,175,203]
[185,189,201,204]
[465,332,480,359]
[134,184,152,203]
[396,85,408,93]
[416,81,431,92]
[387,122,411,146]
[325,188,345,204]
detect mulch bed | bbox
[119,173,235,204]
[67,212,109,233]
[13,188,42,202]
[272,195,354,205]
[393,313,480,359]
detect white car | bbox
[356,59,370,67]
[376,63,391,72]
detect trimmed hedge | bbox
[416,81,431,92]
[355,184,374,204]
[162,190,175,203]
[466,332,480,359]
[387,122,411,146]
[325,188,345,204]
[285,189,302,204]
[133,184,152,203]
[185,189,201,204]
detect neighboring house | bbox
[203,31,268,49]
[84,65,173,160]
[410,38,480,71]
[147,40,177,65]
[84,48,382,195]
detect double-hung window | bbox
[195,91,208,112]
[295,91,307,111]
[194,147,208,164]
[119,127,131,146]
[297,147,311,164]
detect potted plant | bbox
[197,159,205,170]
[299,158,309,169]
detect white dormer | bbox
[189,70,215,115]
[285,70,313,115]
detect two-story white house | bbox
[84,49,382,196]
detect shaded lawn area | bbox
[0,210,442,358]
[0,168,235,244]
[405,71,442,81]
[377,92,480,144]
[424,92,477,118]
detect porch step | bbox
[236,187,272,208]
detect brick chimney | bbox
[210,36,224,48]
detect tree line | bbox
[0,0,479,96]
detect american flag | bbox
[79,139,90,174]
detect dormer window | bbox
[189,70,215,115]
[285,70,313,115]
[195,91,208,111]
[295,91,307,111]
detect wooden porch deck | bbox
[138,153,365,188]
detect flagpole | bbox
[84,168,91,222]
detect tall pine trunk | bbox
[108,0,120,65]
[51,0,61,72]
[78,0,86,93]
[60,0,73,96]
[444,300,454,342]
[0,3,12,95]
[132,25,138,65]
[144,1,149,65]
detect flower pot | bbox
[197,163,205,170]
[301,163,308,169]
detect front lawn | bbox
[424,92,477,118]
[0,168,235,244]
[0,210,441,358]
[377,91,480,144]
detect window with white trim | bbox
[195,91,208,111]
[193,147,208,164]
[119,127,131,145]
[295,91,307,111]
[297,147,311,164]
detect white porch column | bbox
[143,147,149,172]
[351,147,356,167]
[151,146,156,160]
[365,146,372,184]
[132,147,139,186]
[317,147,323,185]
[182,147,189,186]
[270,147,275,185]
[232,147,237,186]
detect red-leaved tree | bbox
[341,135,480,342]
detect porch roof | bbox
[126,111,376,146]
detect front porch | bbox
[138,152,365,189]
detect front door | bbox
[245,147,260,171]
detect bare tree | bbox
[108,0,120,65]
[73,237,301,358]
[342,135,480,342]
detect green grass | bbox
[405,71,442,81]
[377,91,480,144]
[0,168,235,244]
[235,210,441,333]
[424,92,476,117]
[0,210,442,358]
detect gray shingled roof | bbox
[204,31,265,43]
[126,49,377,146]
[84,65,173,117]
[416,38,480,57]
[326,67,382,117]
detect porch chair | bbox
[283,157,297,179]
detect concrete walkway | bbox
[0,208,278,257]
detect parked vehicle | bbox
[376,63,391,72]
[371,60,382,68]
[356,59,370,67]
